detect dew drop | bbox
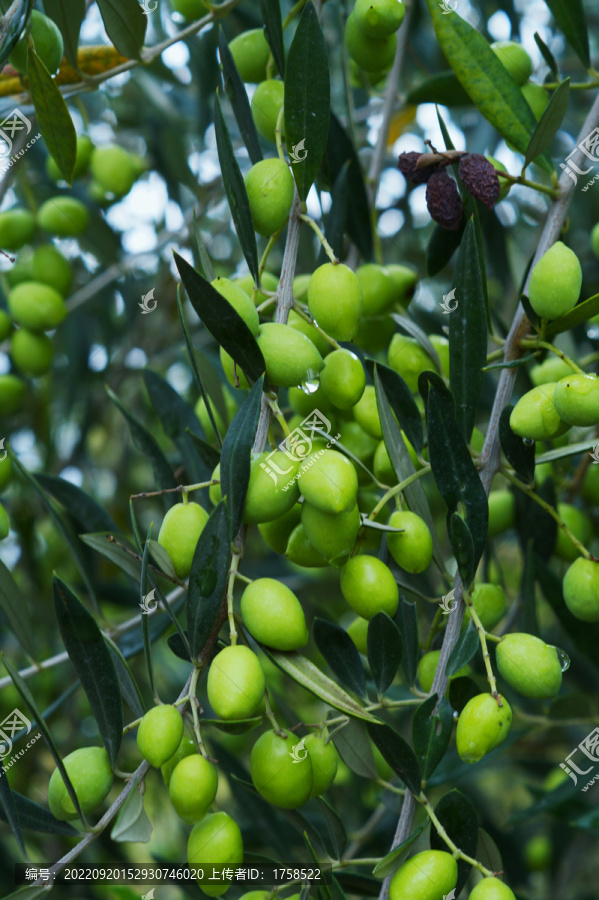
[522,437,535,447]
[552,646,571,673]
[300,370,320,394]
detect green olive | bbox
[465,583,506,631]
[229,29,270,83]
[8,281,67,332]
[355,263,396,316]
[487,490,516,538]
[48,746,113,820]
[301,501,361,566]
[0,209,36,251]
[240,577,309,650]
[553,502,592,561]
[157,501,210,578]
[0,375,27,415]
[243,451,301,523]
[187,812,243,896]
[244,158,294,237]
[389,850,458,900]
[417,650,470,693]
[0,502,9,540]
[553,373,599,427]
[207,645,265,719]
[285,522,328,567]
[307,263,363,341]
[386,510,433,574]
[250,729,313,808]
[496,633,562,699]
[456,693,512,763]
[345,13,397,73]
[169,754,218,823]
[47,135,94,182]
[10,329,54,376]
[137,704,184,768]
[10,11,64,75]
[468,876,516,899]
[340,554,399,619]
[211,277,260,334]
[161,734,197,786]
[529,356,573,386]
[31,244,72,295]
[258,504,302,554]
[521,82,549,121]
[90,145,137,197]
[299,448,358,514]
[347,616,369,654]
[195,391,237,444]
[354,0,405,38]
[352,385,382,438]
[490,41,532,85]
[386,263,417,307]
[563,558,599,622]
[170,0,209,19]
[320,349,366,410]
[387,335,435,392]
[37,197,89,237]
[305,732,339,796]
[528,241,581,320]
[256,322,323,388]
[510,383,570,441]
[251,79,285,143]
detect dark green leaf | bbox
[395,598,419,686]
[332,719,377,778]
[534,32,559,79]
[424,0,552,173]
[175,253,265,384]
[107,386,176,493]
[106,637,145,719]
[186,430,221,472]
[545,292,599,338]
[167,631,191,663]
[111,777,152,843]
[317,797,347,859]
[447,675,479,713]
[372,822,428,878]
[421,373,488,579]
[426,220,466,277]
[53,577,123,765]
[27,46,77,183]
[326,113,373,260]
[35,474,118,533]
[475,828,503,875]
[80,532,141,582]
[412,694,453,782]
[284,1,330,201]
[213,90,259,282]
[406,71,472,106]
[220,376,264,536]
[524,78,570,169]
[367,612,402,696]
[543,0,590,68]
[436,104,455,152]
[0,558,35,658]
[43,0,85,67]
[449,512,475,586]
[187,501,230,661]
[260,0,285,76]
[0,0,34,68]
[366,721,422,794]
[514,477,556,561]
[96,0,146,60]
[314,618,366,699]
[482,353,538,371]
[218,28,262,165]
[0,791,78,836]
[449,217,487,443]
[0,762,26,859]
[499,405,535,483]
[445,622,479,677]
[365,359,423,453]
[430,789,478,893]
[320,162,348,263]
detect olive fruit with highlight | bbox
[251,79,284,143]
[345,14,398,74]
[229,29,270,83]
[161,735,197,786]
[354,0,405,38]
[157,501,209,578]
[347,616,369,654]
[307,263,363,341]
[456,693,512,763]
[389,850,458,900]
[187,812,243,896]
[211,277,259,334]
[417,650,470,693]
[340,554,398,619]
[37,197,89,237]
[522,82,549,120]
[464,583,506,631]
[496,633,562,699]
[554,502,592,561]
[240,577,308,650]
[386,510,433,574]
[207,645,265,719]
[243,451,300,523]
[287,309,330,357]
[256,322,323,388]
[553,373,599,427]
[509,383,569,441]
[488,490,516,537]
[169,754,218,823]
[386,263,417,307]
[490,40,532,85]
[529,356,572,386]
[304,733,339,796]
[250,730,313,808]
[47,134,94,182]
[244,158,294,236]
[10,11,64,74]
[301,501,361,565]
[90,145,137,197]
[285,522,328,567]
[170,0,208,20]
[562,558,599,622]
[10,329,54,376]
[137,705,184,768]
[468,877,516,900]
[528,241,581,320]
[0,209,35,251]
[356,263,396,316]
[32,244,72,295]
[388,335,434,392]
[48,747,113,820]
[299,448,358,514]
[8,281,67,332]
[352,385,382,438]
[0,375,26,415]
[320,349,365,410]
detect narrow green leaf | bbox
[407,71,471,106]
[449,512,475,586]
[111,777,152,843]
[426,220,466,277]
[314,617,366,699]
[366,721,422,794]
[175,253,265,384]
[320,162,349,263]
[27,46,76,183]
[482,353,538,371]
[367,612,402,696]
[0,791,78,836]
[535,438,598,464]
[429,789,479,893]
[43,0,85,67]
[284,1,330,201]
[218,28,262,166]
[412,694,453,781]
[0,558,35,658]
[476,828,504,878]
[96,0,146,60]
[326,113,373,260]
[524,79,570,169]
[53,576,123,765]
[80,532,141,582]
[0,762,26,859]
[372,822,428,878]
[534,32,559,79]
[394,598,418,686]
[445,622,479,677]
[213,90,259,282]
[499,405,535,483]
[544,0,590,69]
[545,292,599,338]
[0,0,34,70]
[264,649,380,723]
[187,501,230,661]
[260,0,285,77]
[107,386,176,493]
[316,797,347,859]
[220,376,264,536]
[146,539,176,580]
[424,0,551,173]
[35,473,118,533]
[364,359,423,452]
[449,217,487,443]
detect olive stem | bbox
[298,213,339,264]
[181,491,189,505]
[499,171,560,198]
[226,552,242,646]
[266,395,292,436]
[417,793,495,877]
[129,480,219,500]
[485,348,505,364]
[377,780,406,796]
[122,715,143,735]
[519,339,586,374]
[368,466,432,519]
[334,858,384,868]
[259,230,284,284]
[542,80,599,90]
[484,631,502,644]
[292,301,341,349]
[464,595,501,703]
[282,0,309,28]
[234,572,253,585]
[501,468,592,559]
[264,691,286,736]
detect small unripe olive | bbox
[48,746,113,820]
[347,616,369,654]
[468,876,516,899]
[157,501,209,578]
[235,271,279,308]
[244,158,294,237]
[301,501,361,566]
[386,510,433,574]
[258,504,301,554]
[490,40,532,85]
[5,250,33,288]
[257,322,323,388]
[299,448,358,514]
[137,704,184,768]
[529,356,573,386]
[207,645,265,719]
[31,244,72,295]
[386,263,417,307]
[583,465,599,505]
[209,463,222,507]
[352,385,382,438]
[563,558,599,622]
[37,197,89,237]
[187,812,243,896]
[456,693,512,763]
[170,0,209,20]
[509,383,569,441]
[0,374,27,415]
[195,391,237,444]
[10,11,64,75]
[554,502,592,561]
[286,522,328,567]
[340,554,398,619]
[0,209,35,251]
[522,82,549,120]
[0,454,13,492]
[523,833,552,871]
[161,734,197,786]
[10,329,54,376]
[169,754,218,823]
[0,502,9,540]
[373,434,418,484]
[528,242,581,320]
[8,281,67,332]
[229,29,270,83]
[287,309,331,357]
[354,0,405,38]
[90,145,137,197]
[240,577,308,650]
[320,349,366,410]
[389,850,458,900]
[388,334,434,392]
[250,730,313,808]
[47,135,94,182]
[417,650,470,693]
[251,79,284,144]
[308,263,363,341]
[211,277,260,334]
[465,583,506,631]
[356,263,396,316]
[304,733,339,796]
[553,373,599,427]
[288,384,333,417]
[496,633,562,699]
[345,14,398,75]
[487,490,515,537]
[244,451,301,523]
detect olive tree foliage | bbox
[0,0,599,898]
